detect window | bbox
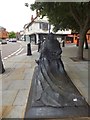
[42,23,48,30]
[39,22,48,30]
[39,23,42,29]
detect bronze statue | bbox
[34,33,86,107]
[25,33,89,118]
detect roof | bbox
[0,26,4,29]
[87,29,90,34]
[34,19,49,23]
[25,16,38,29]
[23,23,29,29]
[0,26,6,31]
[24,16,49,29]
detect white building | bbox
[24,15,71,44]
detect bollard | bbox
[76,39,79,46]
[27,43,32,56]
[0,50,5,74]
[62,41,65,47]
[38,42,41,52]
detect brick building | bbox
[0,26,9,39]
[65,30,90,44]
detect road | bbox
[0,41,38,60]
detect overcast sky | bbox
[0,0,36,32]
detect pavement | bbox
[0,43,90,119]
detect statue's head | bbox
[48,32,54,40]
[46,33,62,56]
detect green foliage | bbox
[30,2,90,32]
[31,2,90,59]
[9,31,16,38]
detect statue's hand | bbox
[35,60,39,65]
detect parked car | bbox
[0,39,7,44]
[9,38,17,42]
[9,39,13,42]
[2,40,7,44]
[0,39,2,44]
[6,38,9,41]
[12,38,17,42]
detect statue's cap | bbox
[48,32,54,40]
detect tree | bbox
[30,2,90,60]
[9,31,16,38]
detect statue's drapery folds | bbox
[33,33,86,107]
[25,33,89,118]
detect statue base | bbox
[24,67,90,119]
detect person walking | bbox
[38,40,41,52]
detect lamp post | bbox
[25,3,32,56]
[48,23,51,34]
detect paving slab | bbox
[13,90,29,106]
[62,45,89,105]
[7,80,31,90]
[1,43,90,119]
[1,48,39,119]
[2,105,26,118]
[2,90,18,106]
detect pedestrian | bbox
[62,40,65,47]
[61,38,65,47]
[38,39,41,52]
[76,37,79,46]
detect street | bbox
[0,41,26,59]
[0,41,38,60]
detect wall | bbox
[65,33,90,44]
[0,28,8,39]
[28,22,49,35]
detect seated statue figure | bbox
[34,33,86,107]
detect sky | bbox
[0,0,36,32]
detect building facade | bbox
[65,30,90,44]
[0,26,9,39]
[24,16,71,44]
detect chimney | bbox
[31,15,33,22]
[36,10,40,17]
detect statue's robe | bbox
[33,37,86,107]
